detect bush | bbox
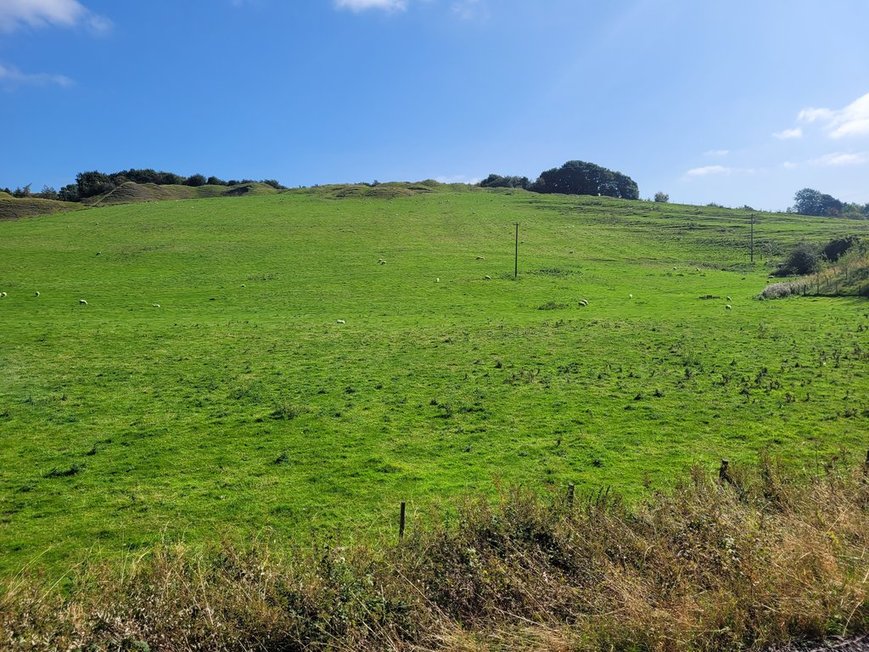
[654,191,669,203]
[184,174,207,187]
[822,236,859,262]
[774,242,820,276]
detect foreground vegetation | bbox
[2,457,866,651]
[0,185,866,578]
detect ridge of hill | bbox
[0,195,82,220]
[0,181,283,219]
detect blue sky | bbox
[1,0,868,210]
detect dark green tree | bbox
[76,171,115,198]
[532,161,639,199]
[792,188,843,216]
[185,174,207,187]
[479,174,531,189]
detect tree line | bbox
[479,160,640,200]
[791,188,868,219]
[1,169,287,202]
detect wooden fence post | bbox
[399,501,406,540]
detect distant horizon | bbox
[3,0,869,211]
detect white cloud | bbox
[795,92,869,139]
[685,165,731,177]
[452,0,488,20]
[0,62,73,88]
[782,161,798,170]
[435,174,481,184]
[0,0,111,33]
[334,0,406,11]
[810,152,868,167]
[703,149,729,157]
[773,127,802,140]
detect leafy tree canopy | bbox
[792,188,843,217]
[532,160,639,199]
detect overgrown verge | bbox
[2,457,867,651]
[761,238,869,299]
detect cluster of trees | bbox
[3,169,286,203]
[791,188,869,219]
[478,160,639,200]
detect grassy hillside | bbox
[0,195,80,220]
[0,181,281,219]
[84,181,281,206]
[0,187,866,573]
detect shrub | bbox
[774,242,820,276]
[654,191,669,203]
[822,236,859,262]
[184,174,207,187]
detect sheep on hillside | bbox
[725,304,732,310]
[336,319,346,324]
[579,299,589,307]
[79,299,88,305]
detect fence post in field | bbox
[399,501,406,540]
[567,482,575,508]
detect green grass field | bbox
[0,186,866,574]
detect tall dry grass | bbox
[2,456,867,651]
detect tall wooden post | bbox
[514,223,519,279]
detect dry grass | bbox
[2,457,867,651]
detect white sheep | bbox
[483,275,492,280]
[629,293,633,299]
[378,258,386,265]
[79,299,88,305]
[725,304,732,310]
[34,291,40,297]
[579,299,589,307]
[726,296,732,302]
[152,303,161,308]
[336,319,346,324]
[436,277,440,283]
[475,256,485,260]
[0,292,6,298]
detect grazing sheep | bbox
[726,296,732,302]
[629,293,633,299]
[377,258,386,265]
[152,303,161,308]
[336,319,346,324]
[483,275,492,280]
[436,277,440,283]
[79,299,88,305]
[725,304,732,310]
[0,292,6,298]
[579,299,589,307]
[34,291,40,297]
[475,256,485,260]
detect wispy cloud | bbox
[773,127,802,140]
[703,149,729,157]
[334,0,407,12]
[685,165,731,177]
[810,152,868,167]
[0,0,111,33]
[795,92,869,139]
[0,62,73,88]
[451,0,488,20]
